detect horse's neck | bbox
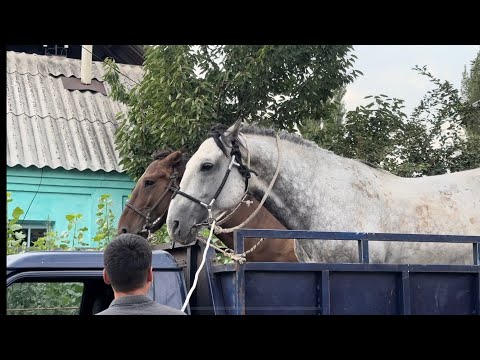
[245,134,389,231]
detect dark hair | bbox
[103,234,152,293]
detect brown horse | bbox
[117,150,297,262]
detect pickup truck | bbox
[6,230,480,315]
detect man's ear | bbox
[147,266,153,282]
[103,269,111,285]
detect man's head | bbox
[103,233,153,296]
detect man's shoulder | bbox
[149,302,187,315]
[96,300,186,315]
[95,307,117,315]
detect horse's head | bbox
[167,120,251,245]
[117,150,185,237]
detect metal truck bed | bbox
[206,230,480,315]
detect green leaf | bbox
[12,207,24,219]
[65,214,75,221]
[14,232,26,240]
[10,224,23,231]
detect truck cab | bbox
[6,250,189,315]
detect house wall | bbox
[7,165,135,247]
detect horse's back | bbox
[295,168,480,265]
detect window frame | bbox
[6,270,108,315]
[16,221,50,248]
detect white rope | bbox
[197,235,265,263]
[181,219,215,313]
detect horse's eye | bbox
[144,180,155,188]
[201,163,214,171]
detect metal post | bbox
[473,243,479,265]
[358,239,369,263]
[321,271,330,315]
[234,230,246,315]
[401,271,411,315]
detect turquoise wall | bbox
[7,165,136,248]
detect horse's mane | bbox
[213,123,387,172]
[356,159,384,170]
[208,123,319,153]
[239,124,319,150]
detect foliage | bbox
[297,86,347,150]
[92,194,117,248]
[461,49,480,134]
[7,192,27,255]
[196,228,234,265]
[34,214,89,250]
[7,282,83,315]
[147,225,172,246]
[461,50,480,104]
[336,94,407,167]
[6,193,119,315]
[330,65,480,177]
[103,45,362,179]
[6,193,117,253]
[212,239,235,265]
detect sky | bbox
[344,45,480,116]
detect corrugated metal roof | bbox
[6,51,144,173]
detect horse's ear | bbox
[152,148,172,160]
[224,119,243,142]
[164,150,183,166]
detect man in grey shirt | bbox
[96,233,186,315]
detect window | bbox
[18,222,49,248]
[7,282,84,315]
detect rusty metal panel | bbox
[61,77,107,96]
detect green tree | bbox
[103,45,362,179]
[462,50,480,104]
[461,50,480,134]
[297,85,347,150]
[331,65,480,177]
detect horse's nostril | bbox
[121,227,128,234]
[172,221,179,233]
